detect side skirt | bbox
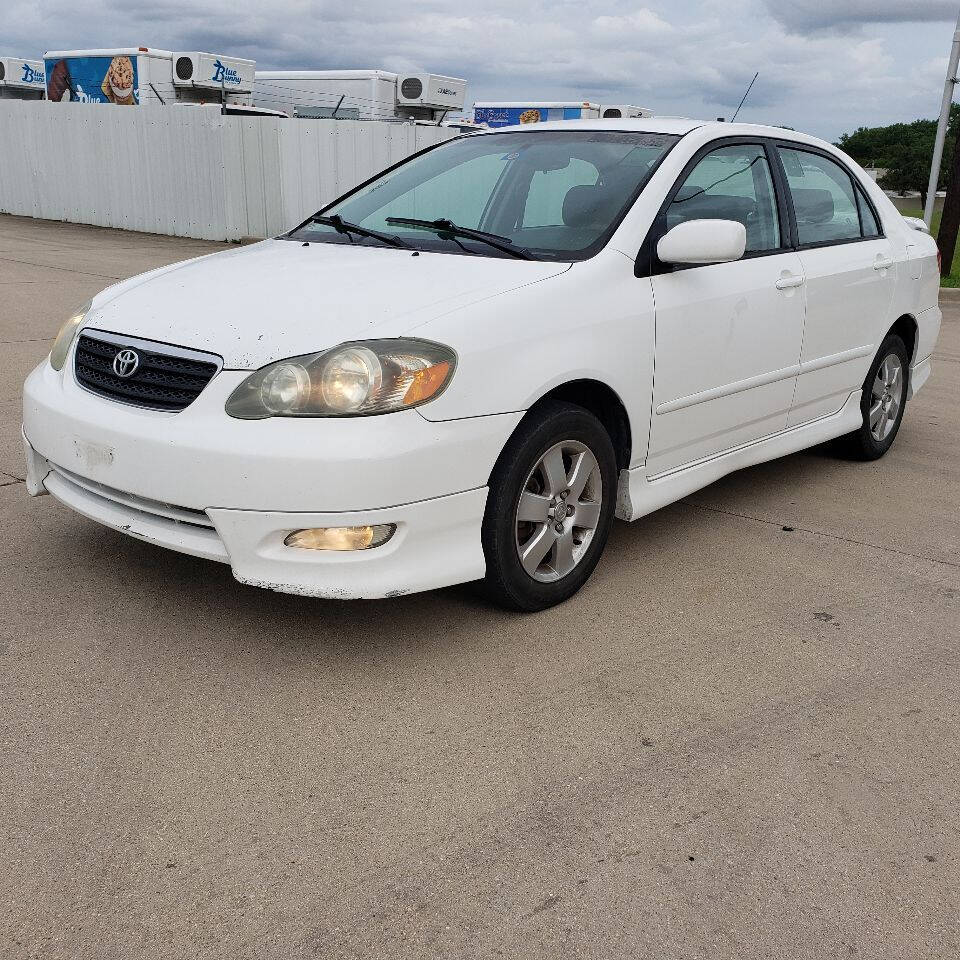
[615,391,863,522]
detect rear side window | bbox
[779,148,861,245]
[665,144,781,253]
[856,185,881,238]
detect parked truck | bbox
[43,47,256,107]
[253,69,466,121]
[0,57,46,99]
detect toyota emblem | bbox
[112,348,140,378]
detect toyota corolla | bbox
[22,119,941,609]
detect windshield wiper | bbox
[384,217,534,260]
[308,214,410,249]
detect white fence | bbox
[0,100,458,241]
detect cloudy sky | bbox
[6,0,959,139]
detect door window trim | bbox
[636,136,888,276]
[637,136,793,277]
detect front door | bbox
[646,142,807,477]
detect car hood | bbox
[86,239,570,368]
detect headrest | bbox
[562,183,616,229]
[792,188,834,223]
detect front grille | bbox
[74,330,221,412]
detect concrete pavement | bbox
[1,213,958,959]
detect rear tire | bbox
[480,400,617,611]
[837,333,909,461]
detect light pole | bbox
[924,8,960,228]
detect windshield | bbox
[289,130,680,261]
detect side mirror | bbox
[657,219,747,266]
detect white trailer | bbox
[0,57,46,99]
[253,69,466,121]
[472,101,602,128]
[472,101,654,127]
[43,47,255,107]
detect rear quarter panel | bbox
[887,223,940,361]
[850,158,941,362]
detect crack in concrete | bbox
[0,254,123,282]
[687,500,960,570]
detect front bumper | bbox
[23,359,522,599]
[26,437,488,598]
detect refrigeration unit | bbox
[396,73,466,116]
[253,69,466,121]
[43,47,255,106]
[0,57,46,99]
[171,52,256,102]
[599,104,653,118]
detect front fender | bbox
[417,252,656,467]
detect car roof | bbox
[474,117,835,152]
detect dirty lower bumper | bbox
[25,433,488,599]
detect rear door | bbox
[775,145,897,427]
[646,140,807,476]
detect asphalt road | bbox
[2,213,959,960]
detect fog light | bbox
[283,524,395,551]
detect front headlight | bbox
[49,300,92,371]
[225,338,457,419]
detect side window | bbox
[856,185,881,238]
[522,158,600,227]
[665,143,781,253]
[779,148,861,245]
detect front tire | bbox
[480,400,617,611]
[838,333,909,461]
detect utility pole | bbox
[924,8,960,228]
[938,124,960,276]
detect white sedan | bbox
[22,119,941,610]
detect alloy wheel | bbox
[514,440,603,583]
[869,353,904,443]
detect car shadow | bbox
[39,439,866,663]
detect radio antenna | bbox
[731,72,759,123]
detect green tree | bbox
[836,105,960,210]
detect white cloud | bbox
[3,0,955,140]
[591,9,673,36]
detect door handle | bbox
[874,257,895,271]
[775,275,805,290]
